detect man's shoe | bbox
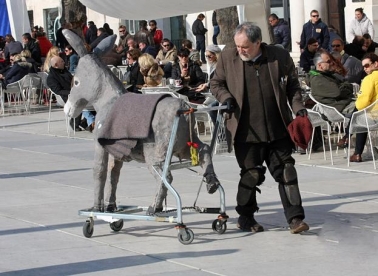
[337,137,348,148]
[86,122,95,133]
[237,215,264,233]
[350,153,362,162]
[204,173,220,194]
[289,218,309,234]
[146,206,163,216]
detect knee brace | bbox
[237,166,266,206]
[282,163,301,206]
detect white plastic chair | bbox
[347,99,378,169]
[0,75,28,114]
[309,94,349,147]
[47,89,70,134]
[307,109,334,164]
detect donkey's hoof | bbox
[146,206,163,216]
[205,174,220,194]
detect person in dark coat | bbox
[268,13,291,50]
[212,10,219,45]
[4,34,23,64]
[210,22,309,234]
[124,48,144,92]
[362,33,378,54]
[344,36,366,60]
[300,10,330,51]
[85,21,98,45]
[134,20,154,47]
[138,41,157,58]
[22,33,42,65]
[46,56,72,102]
[0,54,31,88]
[90,28,109,50]
[55,22,70,51]
[103,23,114,35]
[192,13,208,64]
[299,37,319,72]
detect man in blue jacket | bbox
[269,13,291,51]
[300,10,330,51]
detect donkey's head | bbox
[62,30,124,118]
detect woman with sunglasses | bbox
[64,45,79,74]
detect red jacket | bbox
[152,29,163,46]
[37,36,53,57]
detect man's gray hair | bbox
[234,22,262,43]
[313,51,323,67]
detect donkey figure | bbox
[62,30,220,213]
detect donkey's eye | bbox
[74,79,80,86]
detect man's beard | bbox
[239,54,252,62]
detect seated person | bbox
[300,37,319,72]
[138,53,164,87]
[47,56,96,132]
[139,41,157,58]
[171,48,206,102]
[196,44,221,92]
[0,54,31,89]
[124,48,144,92]
[20,49,38,73]
[349,53,378,162]
[308,50,354,114]
[344,36,366,60]
[362,33,378,54]
[182,39,201,66]
[155,38,177,78]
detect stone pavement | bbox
[0,106,378,275]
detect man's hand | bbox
[296,109,308,117]
[222,97,237,114]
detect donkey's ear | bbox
[93,35,117,57]
[62,29,88,57]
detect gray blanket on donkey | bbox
[97,93,170,160]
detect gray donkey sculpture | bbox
[62,30,221,214]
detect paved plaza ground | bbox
[0,107,377,275]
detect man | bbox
[362,33,378,53]
[116,25,133,54]
[309,51,354,114]
[90,28,109,50]
[47,56,96,132]
[210,22,309,234]
[299,37,318,72]
[192,13,208,64]
[300,10,330,51]
[22,33,42,65]
[85,21,97,44]
[3,34,23,63]
[135,20,154,46]
[331,38,364,84]
[268,13,291,50]
[212,10,219,45]
[349,53,378,162]
[149,20,163,51]
[139,41,157,58]
[55,22,70,52]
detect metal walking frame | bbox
[78,105,228,244]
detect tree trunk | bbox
[216,7,239,49]
[61,0,86,39]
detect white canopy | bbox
[79,0,250,20]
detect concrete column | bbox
[290,0,304,56]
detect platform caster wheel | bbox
[110,219,124,232]
[212,219,227,234]
[177,228,194,245]
[83,218,94,238]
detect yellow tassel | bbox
[190,146,199,166]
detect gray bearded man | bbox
[210,22,310,234]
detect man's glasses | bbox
[312,15,319,18]
[162,44,170,47]
[331,44,341,48]
[205,55,214,58]
[363,63,372,68]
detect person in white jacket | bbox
[347,7,375,43]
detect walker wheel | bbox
[177,228,194,245]
[83,218,94,238]
[110,220,124,232]
[212,219,227,234]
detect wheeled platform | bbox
[78,105,228,244]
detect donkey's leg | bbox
[144,145,172,215]
[104,154,123,212]
[92,141,109,211]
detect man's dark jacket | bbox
[46,67,72,102]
